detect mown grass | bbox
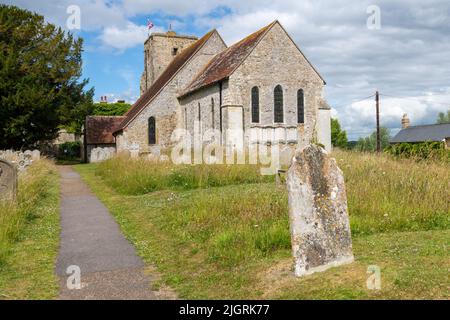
[74,150,449,299]
[95,155,273,195]
[155,184,290,268]
[0,160,60,299]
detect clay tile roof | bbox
[115,30,216,133]
[86,116,125,144]
[180,22,276,98]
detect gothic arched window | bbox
[297,89,305,124]
[274,85,283,123]
[148,116,156,145]
[251,86,259,123]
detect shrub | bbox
[57,141,81,160]
[384,141,450,162]
[92,102,130,116]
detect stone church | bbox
[87,20,331,163]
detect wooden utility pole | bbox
[375,91,381,153]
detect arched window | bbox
[251,86,259,123]
[274,85,283,123]
[148,116,156,145]
[297,89,305,124]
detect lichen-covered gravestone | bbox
[286,144,353,277]
[0,159,18,202]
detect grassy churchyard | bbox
[67,150,449,300]
[0,160,60,299]
[0,151,448,299]
[1,1,448,303]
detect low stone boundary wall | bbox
[90,147,116,163]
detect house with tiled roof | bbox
[84,115,125,162]
[390,114,450,148]
[110,20,331,163]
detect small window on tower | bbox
[172,47,178,56]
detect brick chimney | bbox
[401,114,410,129]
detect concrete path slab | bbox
[56,166,156,300]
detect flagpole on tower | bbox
[147,19,154,36]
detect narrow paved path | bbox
[55,166,156,300]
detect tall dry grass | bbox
[79,150,450,274]
[334,150,450,235]
[0,159,57,263]
[92,150,449,266]
[77,149,450,299]
[144,150,449,267]
[95,155,274,195]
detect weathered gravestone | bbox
[0,159,18,202]
[286,144,353,277]
[31,150,41,161]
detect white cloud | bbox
[122,0,222,16]
[1,0,128,30]
[199,10,298,45]
[101,90,139,104]
[99,22,156,51]
[337,93,450,139]
[3,0,450,137]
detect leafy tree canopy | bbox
[92,102,131,116]
[331,117,348,149]
[0,5,94,149]
[356,127,391,152]
[436,109,450,124]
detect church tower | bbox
[140,29,198,95]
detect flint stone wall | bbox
[89,147,116,163]
[228,22,325,149]
[140,33,199,94]
[179,22,331,161]
[118,31,227,155]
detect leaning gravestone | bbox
[286,144,353,277]
[0,159,18,202]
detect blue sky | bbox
[79,10,231,104]
[2,0,450,139]
[79,6,235,104]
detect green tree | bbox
[0,5,93,149]
[331,118,348,149]
[356,127,391,152]
[436,109,450,124]
[92,102,131,116]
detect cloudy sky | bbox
[2,0,450,139]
